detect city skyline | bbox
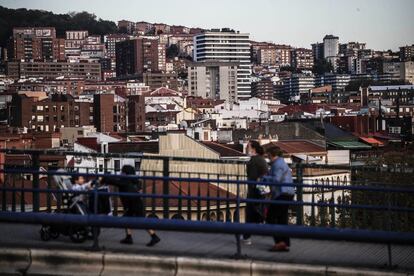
[1,0,413,51]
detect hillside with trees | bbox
[0,6,117,46]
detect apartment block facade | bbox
[193,29,252,101]
[188,61,238,102]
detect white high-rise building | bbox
[323,35,339,58]
[323,35,339,71]
[193,29,252,101]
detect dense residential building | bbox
[301,85,333,104]
[291,48,314,70]
[361,85,414,106]
[115,37,166,78]
[9,92,91,132]
[257,44,277,66]
[311,42,324,61]
[339,42,366,56]
[274,44,292,66]
[400,45,414,61]
[65,30,89,59]
[117,20,137,34]
[10,27,65,61]
[188,61,238,102]
[383,61,414,84]
[6,78,86,96]
[251,78,275,100]
[336,42,368,74]
[193,29,252,100]
[323,35,339,70]
[316,74,351,92]
[6,61,101,81]
[127,95,146,132]
[93,93,126,132]
[281,74,315,103]
[79,35,105,59]
[142,72,178,90]
[252,43,291,67]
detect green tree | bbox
[166,44,180,59]
[0,6,117,47]
[312,59,333,75]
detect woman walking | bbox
[242,140,268,245]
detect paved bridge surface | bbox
[0,222,414,274]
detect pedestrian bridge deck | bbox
[0,222,413,273]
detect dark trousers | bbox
[266,194,294,245]
[243,188,264,240]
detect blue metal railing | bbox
[0,149,414,264]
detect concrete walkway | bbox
[0,222,413,275]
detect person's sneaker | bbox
[146,235,161,247]
[242,238,252,245]
[120,235,133,244]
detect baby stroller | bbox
[40,170,112,243]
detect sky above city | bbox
[1,0,413,51]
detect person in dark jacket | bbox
[104,165,160,246]
[242,140,268,245]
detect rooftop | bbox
[201,141,246,158]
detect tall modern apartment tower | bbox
[193,29,252,101]
[323,35,339,71]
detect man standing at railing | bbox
[263,146,295,252]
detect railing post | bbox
[162,157,170,219]
[296,162,304,226]
[92,182,100,250]
[234,176,242,258]
[32,152,40,212]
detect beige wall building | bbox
[188,61,238,103]
[257,48,277,66]
[140,132,247,221]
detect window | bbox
[389,126,401,134]
[114,160,120,172]
[37,106,43,111]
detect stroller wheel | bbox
[40,227,51,241]
[69,226,88,243]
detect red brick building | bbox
[127,95,146,132]
[115,37,166,78]
[93,93,127,133]
[10,27,65,61]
